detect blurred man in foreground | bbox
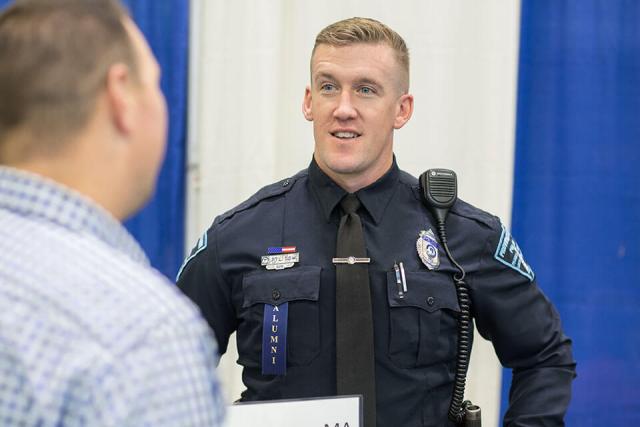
[0,0,224,425]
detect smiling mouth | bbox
[331,131,361,139]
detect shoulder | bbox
[37,224,203,343]
[394,166,504,261]
[214,168,308,226]
[0,224,211,372]
[450,199,501,232]
[397,168,419,192]
[176,169,308,280]
[450,200,535,281]
[394,166,534,279]
[396,168,500,230]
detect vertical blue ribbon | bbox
[262,302,288,375]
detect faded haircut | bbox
[311,17,410,92]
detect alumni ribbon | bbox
[262,302,288,375]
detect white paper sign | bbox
[225,395,361,427]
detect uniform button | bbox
[427,296,435,306]
[272,289,281,300]
[282,179,290,187]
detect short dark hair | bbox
[0,0,137,156]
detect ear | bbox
[302,86,314,121]
[105,63,135,135]
[393,93,414,129]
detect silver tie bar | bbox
[332,256,371,265]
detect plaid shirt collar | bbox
[0,166,148,265]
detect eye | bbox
[320,83,337,92]
[358,86,375,95]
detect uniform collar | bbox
[0,166,149,265]
[308,157,400,225]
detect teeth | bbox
[333,132,359,139]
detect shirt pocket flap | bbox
[242,266,322,308]
[386,271,460,313]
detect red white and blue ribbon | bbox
[267,246,297,254]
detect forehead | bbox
[311,43,401,84]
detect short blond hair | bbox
[311,17,410,91]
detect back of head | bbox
[0,0,136,162]
[312,17,410,92]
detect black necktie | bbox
[335,193,376,427]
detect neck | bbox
[314,156,393,193]
[2,129,131,221]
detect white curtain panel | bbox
[188,2,521,426]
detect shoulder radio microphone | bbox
[419,168,481,427]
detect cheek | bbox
[153,90,168,131]
[372,106,399,132]
[155,93,168,158]
[312,98,337,120]
[138,90,168,166]
[147,92,168,143]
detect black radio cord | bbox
[435,222,474,425]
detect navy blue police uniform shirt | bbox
[177,158,576,427]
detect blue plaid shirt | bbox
[0,167,225,426]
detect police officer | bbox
[177,17,575,427]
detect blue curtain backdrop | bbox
[122,1,188,280]
[505,1,640,425]
[0,0,188,280]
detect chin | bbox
[324,159,362,176]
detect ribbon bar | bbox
[332,256,371,265]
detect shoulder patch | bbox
[494,223,535,281]
[176,231,208,281]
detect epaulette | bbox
[398,169,419,186]
[213,169,307,225]
[450,199,500,230]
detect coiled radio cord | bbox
[436,222,474,425]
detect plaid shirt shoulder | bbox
[0,167,225,426]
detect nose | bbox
[333,91,357,121]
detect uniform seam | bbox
[281,182,288,244]
[468,227,499,342]
[473,222,498,283]
[211,226,237,320]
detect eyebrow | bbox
[313,72,337,84]
[354,78,383,90]
[313,72,385,92]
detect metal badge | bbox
[416,229,440,270]
[261,246,299,270]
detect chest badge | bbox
[416,229,440,270]
[261,246,299,270]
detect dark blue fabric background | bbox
[122,0,188,280]
[505,1,640,425]
[0,0,188,280]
